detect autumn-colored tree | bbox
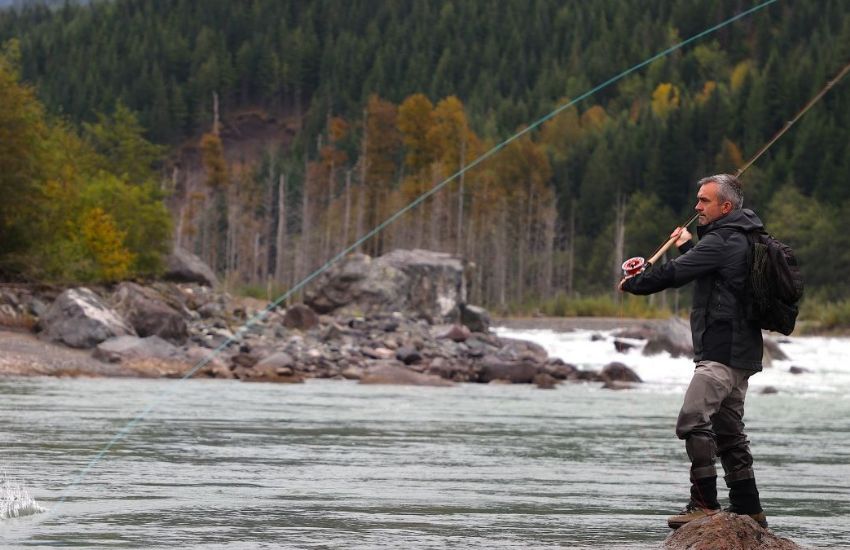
[651,83,681,118]
[397,93,435,172]
[78,207,134,282]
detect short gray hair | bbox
[698,173,743,209]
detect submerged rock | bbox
[663,511,803,549]
[600,361,642,383]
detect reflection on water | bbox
[0,334,848,548]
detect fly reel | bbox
[621,256,647,277]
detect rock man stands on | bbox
[619,174,768,530]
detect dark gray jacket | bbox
[622,209,764,371]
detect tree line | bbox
[1,0,849,312]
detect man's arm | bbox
[621,231,727,295]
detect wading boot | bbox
[726,477,767,528]
[667,501,720,529]
[667,476,721,529]
[725,505,768,528]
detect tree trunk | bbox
[613,195,626,302]
[275,174,287,282]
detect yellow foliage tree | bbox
[715,138,745,173]
[651,82,681,118]
[580,105,608,131]
[730,61,752,92]
[79,207,134,281]
[397,93,435,172]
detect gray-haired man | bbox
[619,174,768,529]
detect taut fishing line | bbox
[36,0,778,525]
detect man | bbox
[619,174,768,529]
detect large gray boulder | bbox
[164,247,218,287]
[112,282,188,344]
[41,288,135,348]
[306,249,466,322]
[643,317,694,358]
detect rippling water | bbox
[1,331,848,548]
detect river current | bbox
[1,328,848,548]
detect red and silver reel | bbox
[621,256,646,277]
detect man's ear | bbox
[721,201,733,214]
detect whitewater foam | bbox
[1,474,46,519]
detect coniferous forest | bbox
[1,0,849,319]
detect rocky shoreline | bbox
[0,248,787,389]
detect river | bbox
[1,328,848,548]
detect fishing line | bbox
[40,0,778,524]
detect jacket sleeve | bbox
[622,232,726,295]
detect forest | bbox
[1,0,849,322]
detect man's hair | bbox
[698,173,744,209]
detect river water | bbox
[1,328,848,549]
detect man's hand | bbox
[618,275,633,292]
[670,226,692,247]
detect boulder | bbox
[93,335,183,363]
[112,282,188,344]
[663,511,803,549]
[541,359,579,380]
[459,303,491,333]
[395,346,422,365]
[496,337,549,363]
[41,288,135,348]
[305,249,466,322]
[164,247,218,287]
[478,356,539,383]
[436,324,471,342]
[613,339,636,353]
[643,317,694,358]
[184,346,232,378]
[254,351,295,370]
[359,362,454,386]
[283,304,319,330]
[763,337,788,361]
[601,361,642,383]
[426,357,472,382]
[238,363,304,383]
[533,372,558,389]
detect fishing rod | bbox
[622,59,850,277]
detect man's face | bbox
[695,182,732,225]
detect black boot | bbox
[726,477,767,528]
